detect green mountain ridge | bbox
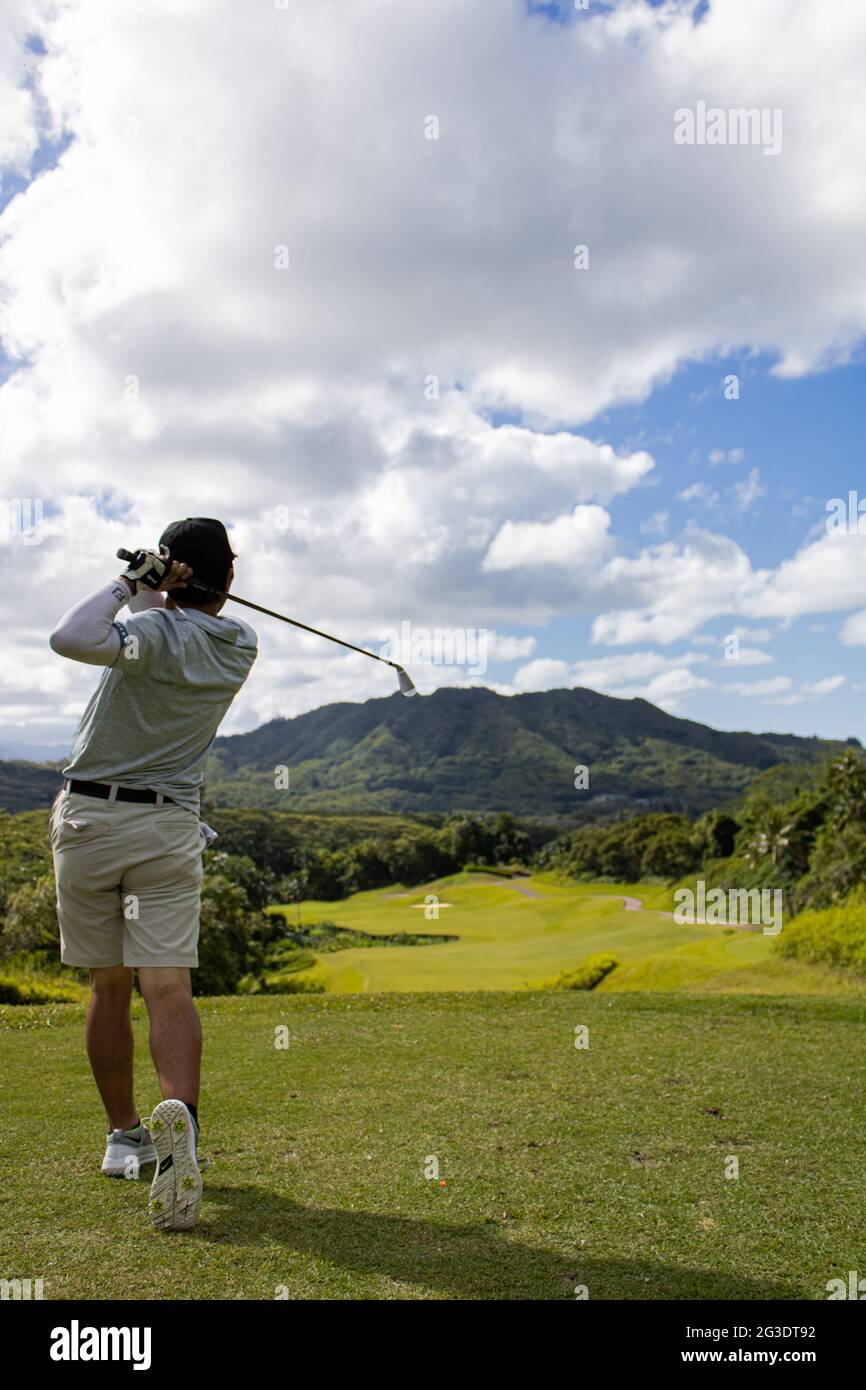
[204,685,856,818]
[0,685,855,816]
[0,759,66,814]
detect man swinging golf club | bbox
[48,517,257,1231]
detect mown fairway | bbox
[273,872,866,997]
[1,990,864,1300]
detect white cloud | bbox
[593,665,713,714]
[512,647,712,712]
[482,504,613,573]
[588,527,866,649]
[732,467,765,512]
[730,626,773,642]
[0,3,48,181]
[743,531,866,620]
[484,631,537,663]
[640,510,669,537]
[513,658,571,692]
[722,647,773,666]
[727,676,792,697]
[708,447,746,466]
[1,0,866,729]
[839,610,866,645]
[2,0,866,444]
[726,673,844,706]
[802,675,845,696]
[570,649,709,689]
[639,667,712,712]
[590,529,755,645]
[678,482,719,505]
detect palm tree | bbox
[744,805,792,869]
[827,750,866,829]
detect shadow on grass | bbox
[191,1183,803,1300]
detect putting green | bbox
[270,873,863,996]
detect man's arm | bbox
[49,578,134,665]
[49,560,193,666]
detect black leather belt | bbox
[64,779,176,807]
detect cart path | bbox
[467,875,540,898]
[590,893,765,930]
[591,892,673,916]
[490,879,540,898]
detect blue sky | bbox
[528,0,711,22]
[498,352,866,738]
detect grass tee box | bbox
[270,872,865,997]
[1,990,863,1300]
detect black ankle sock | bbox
[185,1102,199,1130]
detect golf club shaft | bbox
[116,549,403,673]
[195,584,404,671]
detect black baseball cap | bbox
[159,517,236,592]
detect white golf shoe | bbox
[148,1099,204,1231]
[101,1122,157,1178]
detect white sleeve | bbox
[48,579,131,665]
[128,588,166,614]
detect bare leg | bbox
[87,966,138,1131]
[137,966,201,1108]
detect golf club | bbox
[116,548,417,696]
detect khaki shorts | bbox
[50,788,204,969]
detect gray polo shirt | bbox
[62,605,257,814]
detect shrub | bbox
[775,900,866,975]
[195,874,256,996]
[339,839,394,894]
[388,831,452,885]
[0,874,59,961]
[204,852,278,910]
[200,810,301,876]
[263,943,318,973]
[691,810,739,860]
[235,973,263,995]
[0,971,85,1005]
[541,813,696,882]
[537,952,618,991]
[300,848,349,900]
[640,828,699,880]
[797,823,866,910]
[464,862,527,878]
[259,973,325,995]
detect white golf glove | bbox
[120,547,169,592]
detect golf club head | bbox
[396,666,417,697]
